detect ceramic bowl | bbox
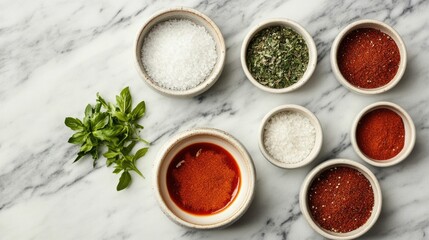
[135,7,226,97]
[351,101,416,167]
[259,104,323,168]
[331,19,407,95]
[153,128,256,229]
[241,19,317,93]
[299,159,382,240]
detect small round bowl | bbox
[241,19,317,93]
[299,159,382,240]
[135,7,226,97]
[351,101,416,167]
[331,19,407,95]
[259,104,323,168]
[153,128,256,229]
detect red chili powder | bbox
[308,166,374,233]
[356,108,405,160]
[337,28,400,89]
[167,143,240,215]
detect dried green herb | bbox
[246,26,309,88]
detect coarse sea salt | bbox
[263,111,316,164]
[141,19,217,91]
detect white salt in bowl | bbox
[299,159,382,240]
[331,19,407,95]
[241,19,317,93]
[351,101,416,167]
[153,128,256,229]
[135,7,226,97]
[259,104,323,168]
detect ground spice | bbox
[308,166,374,233]
[356,108,405,160]
[167,143,240,215]
[337,28,400,89]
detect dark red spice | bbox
[356,108,405,160]
[337,28,400,89]
[167,142,240,215]
[308,166,374,233]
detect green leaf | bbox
[131,101,146,120]
[83,104,93,128]
[80,141,93,153]
[117,171,131,191]
[122,141,137,155]
[119,86,132,113]
[113,168,122,174]
[92,113,109,130]
[65,117,85,131]
[68,131,88,144]
[112,111,128,122]
[96,93,109,109]
[73,151,86,163]
[104,151,119,159]
[133,147,148,161]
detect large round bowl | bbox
[153,128,256,229]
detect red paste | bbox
[167,142,240,215]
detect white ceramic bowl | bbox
[351,101,416,167]
[299,159,382,240]
[241,19,317,93]
[331,19,407,95]
[259,104,323,168]
[135,7,226,97]
[153,128,256,229]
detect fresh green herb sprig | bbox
[65,87,149,191]
[246,26,309,89]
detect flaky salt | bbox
[263,111,316,164]
[141,19,217,91]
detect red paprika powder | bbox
[167,142,240,215]
[337,28,400,89]
[308,166,374,233]
[356,108,405,160]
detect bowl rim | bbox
[330,19,407,95]
[153,127,256,229]
[299,158,382,240]
[240,18,317,93]
[350,101,416,167]
[134,7,226,98]
[259,104,323,168]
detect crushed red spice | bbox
[167,143,240,215]
[337,28,400,89]
[308,166,374,233]
[356,108,405,160]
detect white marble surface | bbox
[1,0,428,239]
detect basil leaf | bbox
[65,117,85,131]
[68,131,88,144]
[83,104,93,128]
[104,151,119,159]
[112,111,128,122]
[133,147,148,161]
[120,86,132,113]
[65,86,148,191]
[92,113,109,130]
[80,141,93,153]
[73,151,86,163]
[117,171,131,191]
[122,141,137,155]
[131,101,146,120]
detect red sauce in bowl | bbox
[167,142,240,215]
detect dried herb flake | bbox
[246,26,309,89]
